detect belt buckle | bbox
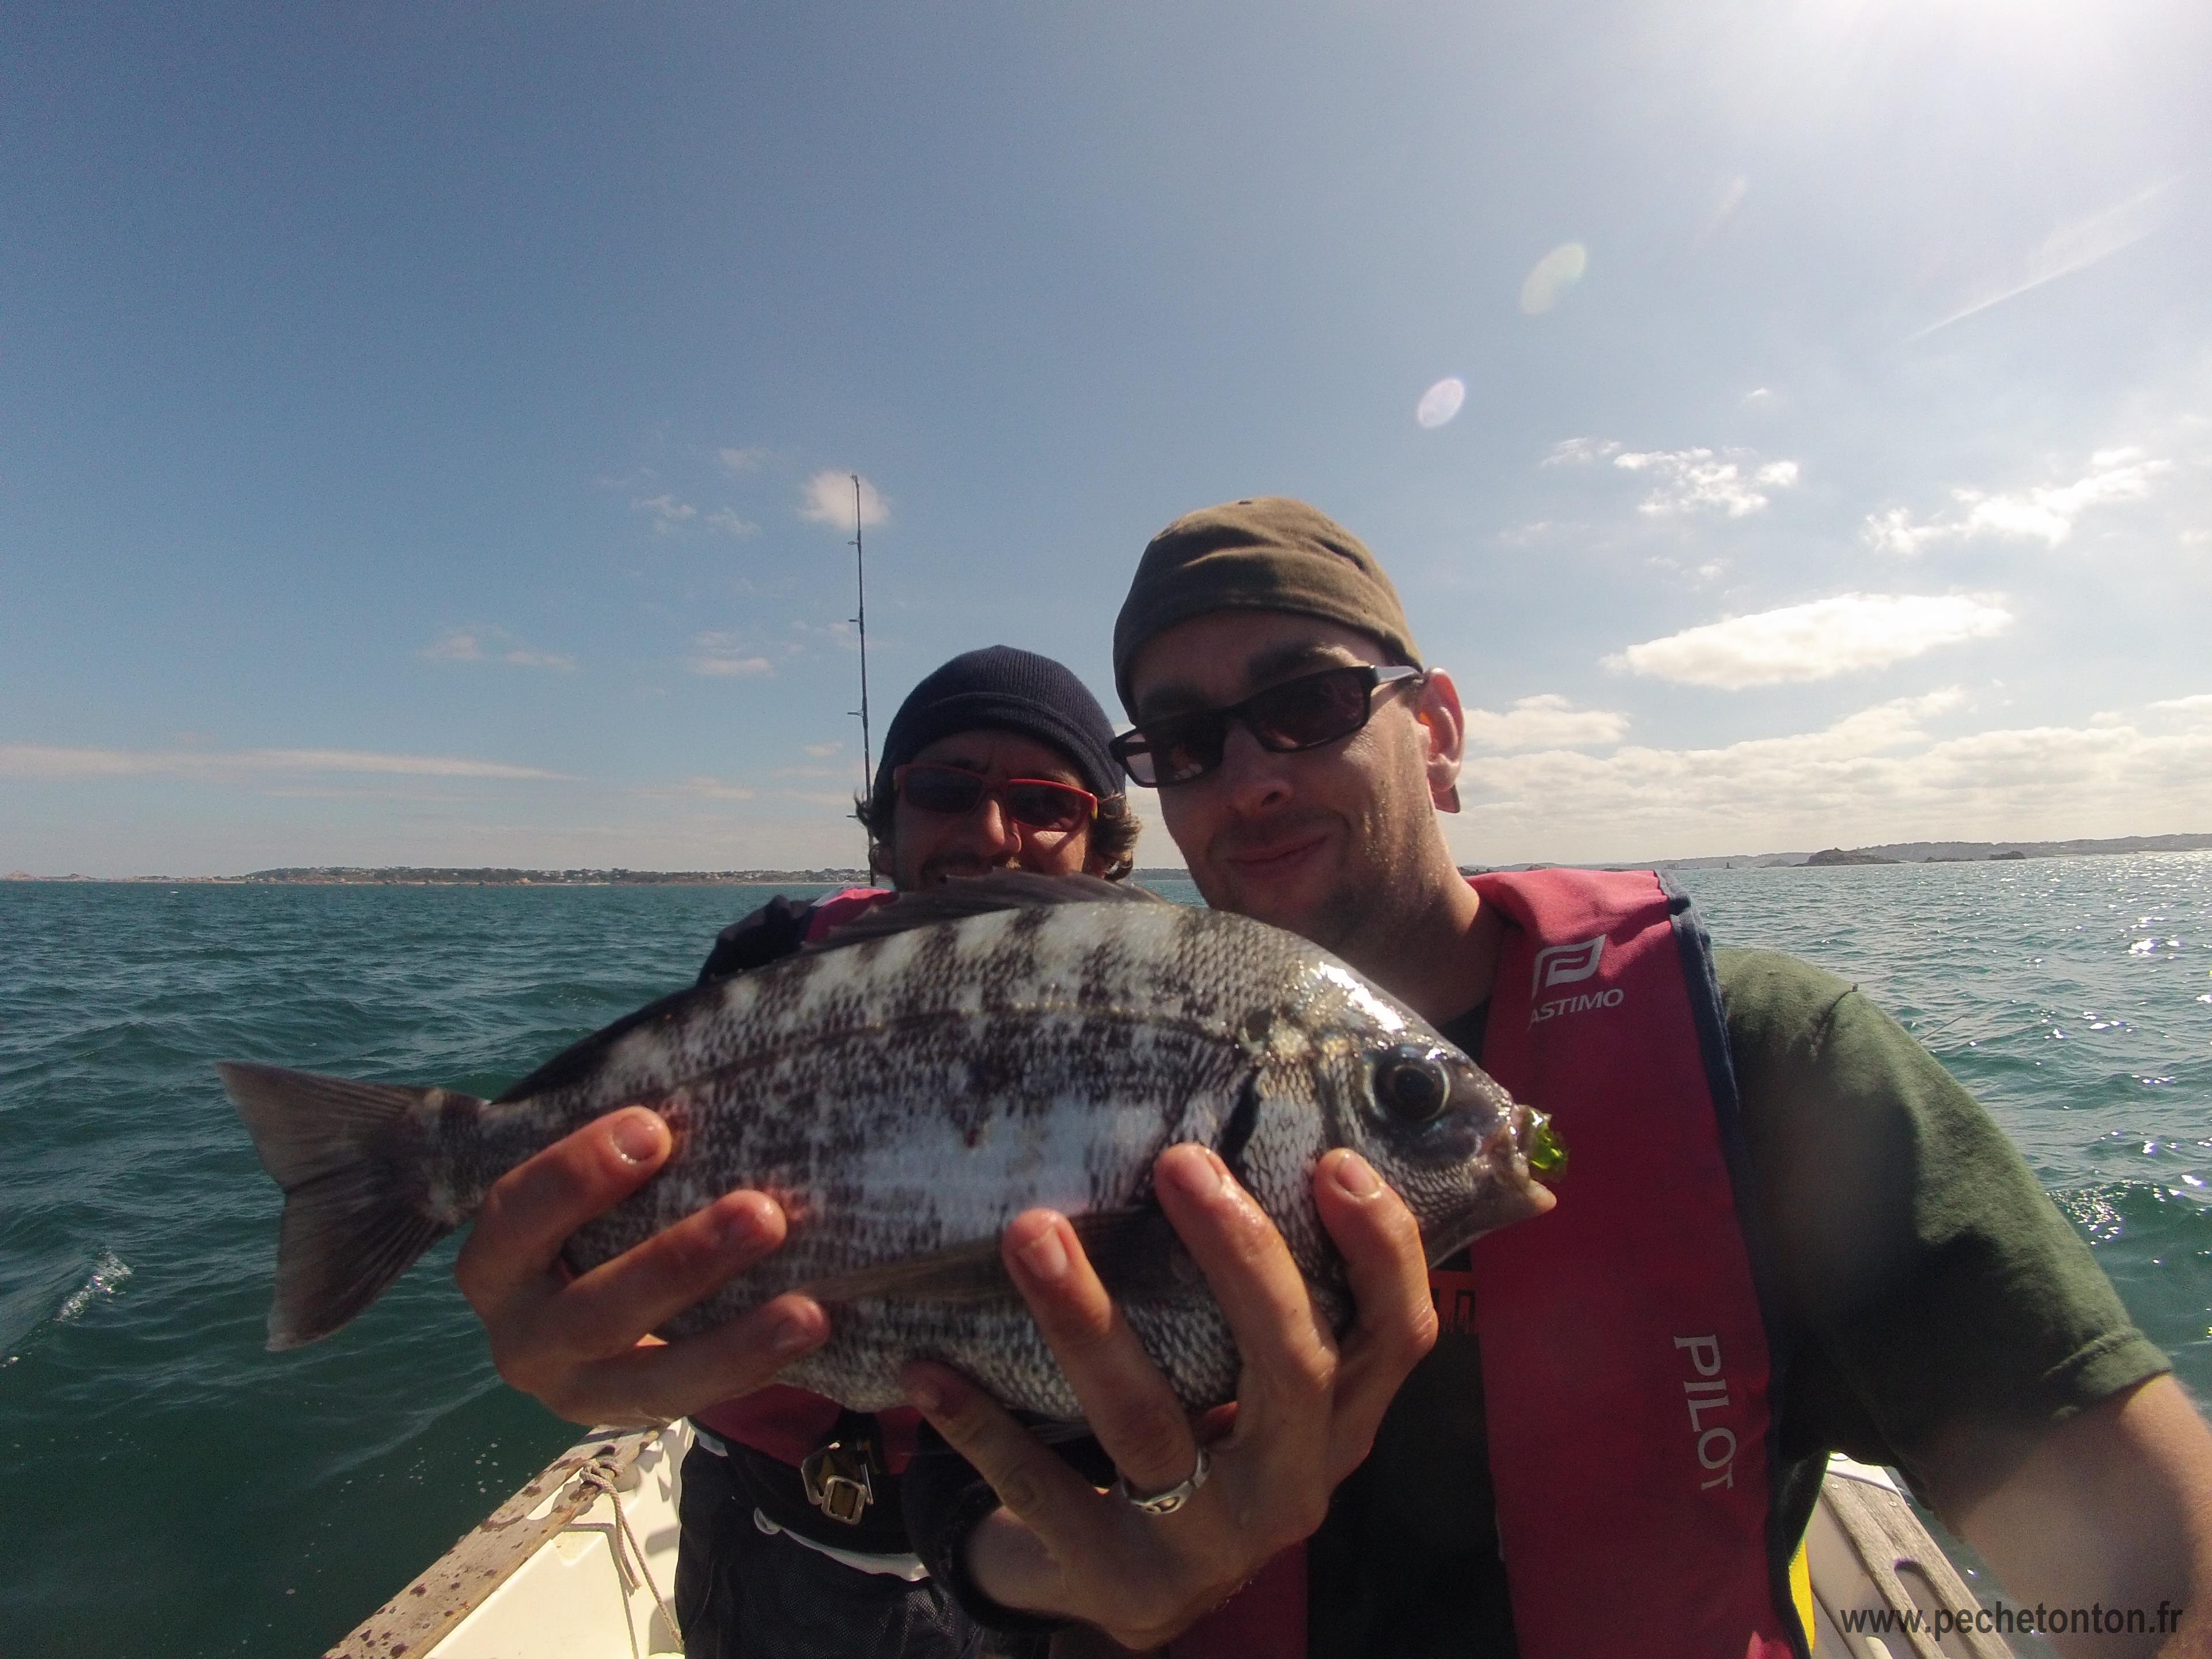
[800,1439,876,1525]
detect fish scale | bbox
[220,874,1554,1418]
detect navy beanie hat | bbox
[868,646,1124,822]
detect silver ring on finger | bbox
[1113,1445,1210,1516]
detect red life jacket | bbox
[1174,869,1803,1659]
[691,888,928,1472]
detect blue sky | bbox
[5,1,2209,876]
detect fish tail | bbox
[217,1060,475,1351]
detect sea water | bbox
[2,859,2207,1656]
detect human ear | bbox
[1414,668,1465,814]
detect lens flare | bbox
[1416,377,1467,429]
[1520,243,1588,315]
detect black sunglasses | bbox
[1111,664,1425,788]
[892,764,1099,834]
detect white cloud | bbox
[804,740,844,757]
[1910,180,2172,341]
[1611,448,1800,517]
[1519,243,1588,315]
[1497,521,1569,547]
[1605,593,2013,688]
[717,446,770,474]
[660,775,758,801]
[706,508,761,537]
[1446,693,2212,864]
[1861,507,1948,558]
[1543,437,1620,467]
[792,618,860,652]
[800,471,889,527]
[2150,694,2212,714]
[1,744,569,781]
[632,494,698,532]
[1864,449,2172,553]
[1740,387,1771,407]
[499,647,576,671]
[420,627,573,670]
[685,631,775,677]
[421,630,483,661]
[1461,695,1629,752]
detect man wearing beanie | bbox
[454,644,1137,1659]
[896,499,2212,1658]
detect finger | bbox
[544,1188,791,1359]
[1311,1147,1439,1476]
[1000,1209,1197,1497]
[1153,1145,1336,1421]
[562,1292,831,1426]
[899,1359,1112,1540]
[455,1107,671,1315]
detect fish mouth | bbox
[1497,1104,1566,1177]
[1416,1105,1564,1266]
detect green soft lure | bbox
[1526,1111,1569,1177]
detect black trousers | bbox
[673,1441,1002,1659]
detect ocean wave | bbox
[0,1248,132,1362]
[57,1249,134,1321]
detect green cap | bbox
[1112,497,1422,714]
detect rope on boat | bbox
[575,1450,683,1654]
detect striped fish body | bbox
[222,877,1552,1419]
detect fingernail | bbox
[902,1371,944,1414]
[1330,1150,1382,1199]
[1162,1144,1225,1200]
[1018,1223,1070,1283]
[769,1309,819,1357]
[718,1198,770,1251]
[612,1110,666,1164]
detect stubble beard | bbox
[1305,813,1435,974]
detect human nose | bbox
[959,790,1023,855]
[1213,722,1294,815]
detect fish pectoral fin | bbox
[797,1239,1017,1305]
[1069,1206,1191,1301]
[793,1206,1190,1306]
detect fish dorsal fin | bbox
[804,870,1173,953]
[794,1205,1188,1305]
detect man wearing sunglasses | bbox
[899,499,2212,1659]
[453,643,1138,1659]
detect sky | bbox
[4,1,2209,876]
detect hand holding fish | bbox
[453,1105,829,1429]
[900,1141,1438,1652]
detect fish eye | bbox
[1373,1047,1450,1123]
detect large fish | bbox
[221,874,1557,1418]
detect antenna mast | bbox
[849,474,873,868]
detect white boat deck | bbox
[334,1428,2016,1658]
[332,1425,689,1659]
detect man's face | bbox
[1124,611,1449,954]
[888,727,1107,891]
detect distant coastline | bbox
[7,837,2211,884]
[1,865,876,886]
[0,864,1203,886]
[1638,831,2212,872]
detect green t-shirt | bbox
[1305,947,2171,1659]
